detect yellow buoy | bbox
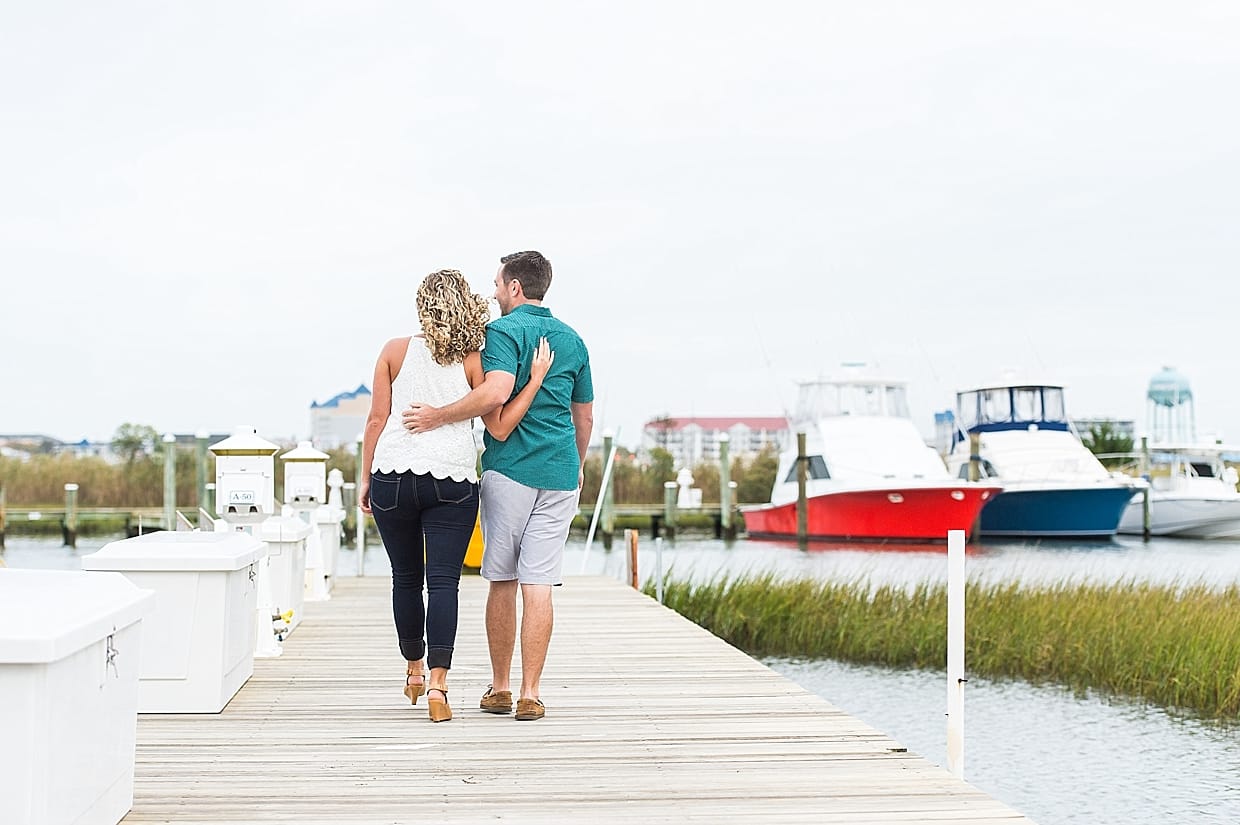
[463,514,484,570]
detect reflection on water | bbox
[7,531,1240,822]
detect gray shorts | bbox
[479,470,579,585]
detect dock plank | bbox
[124,576,1033,824]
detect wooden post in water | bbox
[355,433,366,574]
[967,432,983,540]
[600,431,615,550]
[196,430,210,528]
[63,483,79,548]
[342,482,357,544]
[623,529,639,589]
[163,433,177,532]
[662,481,678,540]
[796,432,808,548]
[1140,435,1151,540]
[0,484,7,549]
[719,433,735,540]
[967,433,981,482]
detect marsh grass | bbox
[648,573,1240,719]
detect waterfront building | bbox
[641,416,788,468]
[310,384,371,449]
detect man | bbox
[403,250,593,721]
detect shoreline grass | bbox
[645,573,1240,720]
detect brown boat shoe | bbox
[515,697,545,721]
[479,685,513,714]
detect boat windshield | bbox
[956,385,1069,433]
[796,381,910,420]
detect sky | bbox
[3,1,1239,450]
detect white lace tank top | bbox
[372,337,478,482]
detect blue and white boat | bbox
[945,381,1138,538]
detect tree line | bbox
[0,424,782,507]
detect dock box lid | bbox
[0,569,155,663]
[81,531,266,572]
[259,515,313,543]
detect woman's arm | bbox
[479,337,554,441]
[359,337,406,513]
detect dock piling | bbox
[662,481,678,540]
[63,483,79,548]
[196,431,210,528]
[163,433,177,531]
[719,434,736,540]
[796,432,808,548]
[600,432,615,550]
[623,528,639,589]
[355,433,365,574]
[0,484,6,548]
[946,529,966,779]
[1140,436,1151,540]
[341,483,356,545]
[654,536,664,603]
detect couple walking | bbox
[358,250,593,723]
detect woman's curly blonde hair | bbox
[417,269,490,366]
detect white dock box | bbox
[0,569,154,825]
[259,515,311,633]
[82,531,266,713]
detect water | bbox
[6,531,1240,822]
[768,658,1240,825]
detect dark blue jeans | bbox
[369,470,478,670]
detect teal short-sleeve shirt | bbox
[480,304,593,491]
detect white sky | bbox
[3,1,1239,449]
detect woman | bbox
[360,269,552,722]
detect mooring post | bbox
[1140,435,1151,540]
[623,528,639,589]
[719,433,735,540]
[967,432,983,539]
[662,481,678,540]
[162,433,177,531]
[342,482,357,545]
[654,536,664,604]
[196,430,210,528]
[63,483,79,548]
[796,432,808,548]
[967,433,981,482]
[946,529,966,779]
[355,433,366,575]
[601,431,615,550]
[0,484,7,549]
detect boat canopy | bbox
[956,384,1069,434]
[794,378,910,424]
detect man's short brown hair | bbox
[500,250,553,300]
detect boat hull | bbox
[1117,495,1240,539]
[977,487,1136,538]
[741,485,999,542]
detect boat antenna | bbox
[750,316,795,423]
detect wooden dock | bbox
[124,576,1034,824]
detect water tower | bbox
[1146,366,1195,444]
